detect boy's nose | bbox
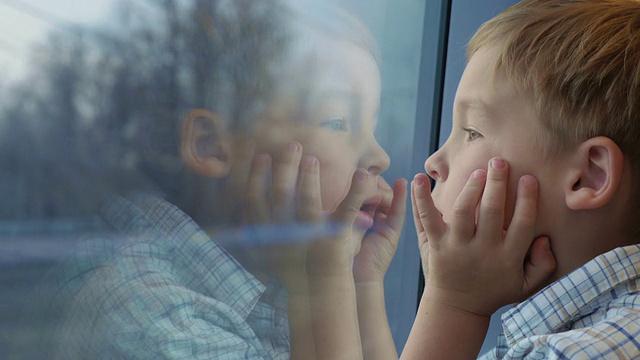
[362,139,391,176]
[424,149,446,181]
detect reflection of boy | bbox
[403,0,640,359]
[45,0,406,359]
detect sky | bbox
[0,0,115,83]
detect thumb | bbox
[523,236,556,295]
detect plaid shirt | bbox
[46,193,290,359]
[480,245,640,360]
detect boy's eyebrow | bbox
[456,97,495,119]
[305,89,359,114]
[457,97,490,112]
[305,89,380,125]
[453,97,496,129]
[323,90,379,119]
[314,89,357,103]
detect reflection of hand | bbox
[243,141,383,283]
[353,176,407,283]
[305,167,380,278]
[411,175,431,280]
[412,158,556,317]
[245,141,320,288]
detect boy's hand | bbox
[353,176,407,283]
[412,158,556,317]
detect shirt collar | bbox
[501,245,640,345]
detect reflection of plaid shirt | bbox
[48,193,289,359]
[480,245,640,360]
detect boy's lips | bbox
[355,195,381,230]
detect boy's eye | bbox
[463,128,482,141]
[320,117,349,131]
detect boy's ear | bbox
[564,136,624,210]
[181,108,231,178]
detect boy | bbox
[42,0,406,359]
[402,0,640,359]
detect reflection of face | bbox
[230,36,389,217]
[424,46,566,233]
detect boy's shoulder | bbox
[490,244,640,359]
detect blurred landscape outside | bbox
[1,1,283,357]
[0,0,428,357]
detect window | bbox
[0,0,517,358]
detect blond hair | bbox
[468,0,640,156]
[468,0,640,237]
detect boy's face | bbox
[230,37,389,220]
[425,46,568,234]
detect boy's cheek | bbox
[319,178,350,213]
[430,183,463,222]
[429,188,445,216]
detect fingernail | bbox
[491,158,506,169]
[413,177,424,186]
[255,154,271,166]
[303,155,317,166]
[472,169,486,179]
[287,142,300,152]
[521,175,537,188]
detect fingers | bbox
[246,154,272,223]
[385,178,408,232]
[523,236,556,293]
[411,174,446,245]
[331,168,370,227]
[411,174,427,238]
[505,175,539,255]
[481,166,554,296]
[246,142,321,225]
[371,178,408,242]
[296,155,323,222]
[271,142,303,221]
[450,169,487,241]
[376,176,394,214]
[411,155,555,311]
[475,158,508,241]
[510,175,556,293]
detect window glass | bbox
[1,0,431,358]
